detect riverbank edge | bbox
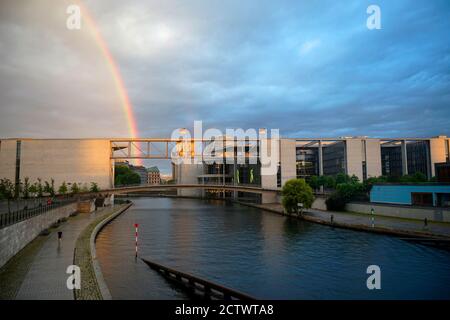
[236,201,450,240]
[74,203,132,300]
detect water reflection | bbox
[96,197,450,299]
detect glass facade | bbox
[296,147,318,179]
[381,146,403,177]
[406,141,429,177]
[381,141,430,178]
[322,142,346,176]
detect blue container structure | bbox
[370,184,450,207]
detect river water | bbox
[96,197,450,299]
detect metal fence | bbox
[0,198,77,229]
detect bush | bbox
[114,165,141,186]
[281,178,314,214]
[58,181,68,195]
[325,192,348,211]
[326,181,365,211]
[90,182,100,193]
[71,183,80,194]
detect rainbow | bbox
[78,1,142,164]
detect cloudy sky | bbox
[1,0,449,141]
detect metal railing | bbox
[141,258,255,300]
[0,198,78,229]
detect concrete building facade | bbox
[0,136,448,201]
[147,166,161,185]
[0,139,113,191]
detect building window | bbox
[322,141,346,176]
[296,147,318,180]
[362,161,367,181]
[277,163,281,188]
[15,140,22,197]
[446,140,450,162]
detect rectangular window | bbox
[446,140,450,162]
[362,161,367,181]
[15,140,22,197]
[277,163,281,188]
[411,192,433,207]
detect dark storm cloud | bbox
[0,0,449,139]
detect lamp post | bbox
[297,202,303,216]
[371,207,375,228]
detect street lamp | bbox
[297,202,303,216]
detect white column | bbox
[401,140,408,176]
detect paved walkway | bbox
[251,203,450,238]
[16,208,109,300]
[305,209,450,238]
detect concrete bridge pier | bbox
[261,191,279,204]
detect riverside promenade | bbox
[0,205,126,300]
[247,203,450,239]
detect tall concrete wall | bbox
[0,140,17,181]
[365,139,382,178]
[0,139,113,190]
[0,203,77,268]
[261,138,278,189]
[176,163,203,197]
[346,202,450,223]
[280,139,296,185]
[430,138,448,176]
[345,139,363,180]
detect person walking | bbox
[58,231,63,246]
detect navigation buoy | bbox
[134,223,139,258]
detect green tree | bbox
[36,178,44,198]
[29,183,38,197]
[281,178,314,215]
[412,172,427,183]
[23,177,31,199]
[324,175,336,189]
[71,183,80,195]
[44,179,55,197]
[90,182,100,193]
[114,165,141,186]
[335,173,348,185]
[317,175,326,188]
[350,174,360,184]
[308,175,320,190]
[325,182,365,211]
[58,181,68,195]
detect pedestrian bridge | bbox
[103,184,281,203]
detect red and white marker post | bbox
[134,223,139,258]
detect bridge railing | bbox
[141,258,255,300]
[0,198,77,229]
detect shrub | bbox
[71,183,80,194]
[325,192,347,211]
[281,178,314,214]
[326,182,365,211]
[90,182,100,193]
[58,181,68,195]
[114,165,141,186]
